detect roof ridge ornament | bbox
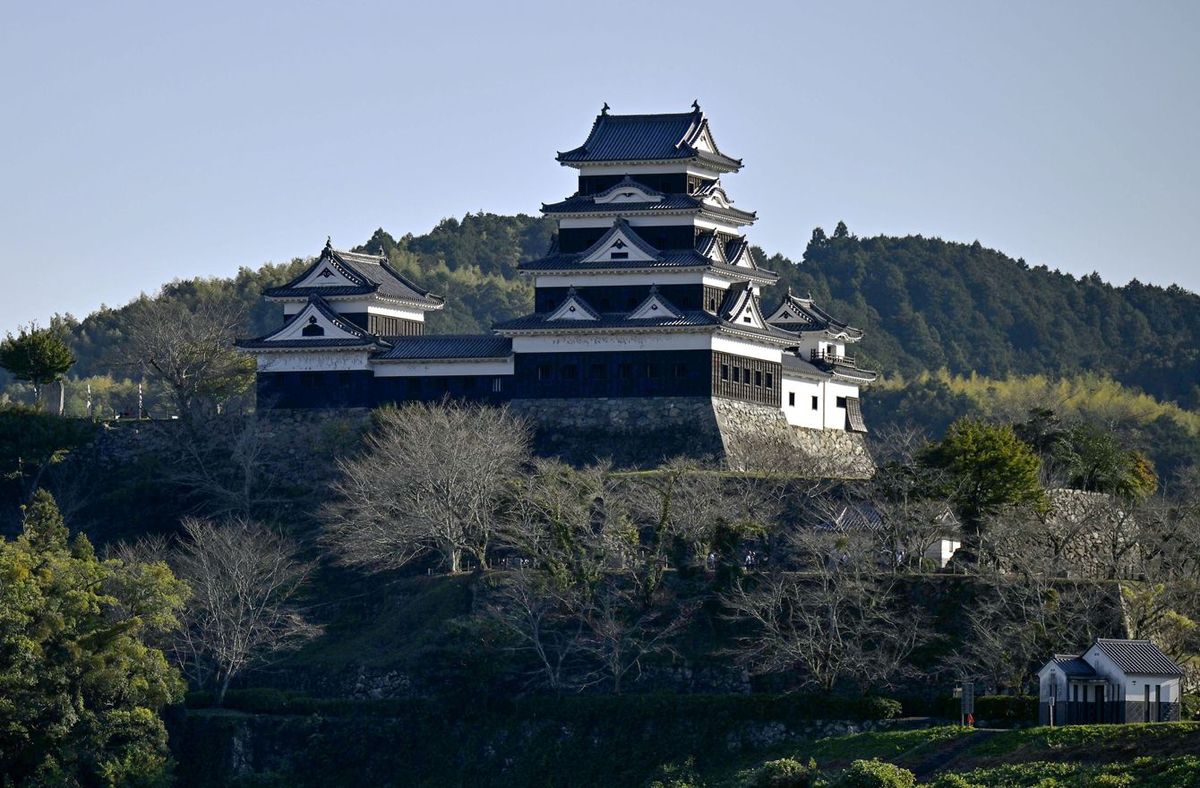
[601,102,610,116]
[691,99,700,112]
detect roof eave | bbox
[557,154,742,173]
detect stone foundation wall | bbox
[510,396,873,477]
[509,397,725,468]
[712,398,874,478]
[84,399,871,482]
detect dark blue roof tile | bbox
[557,109,741,170]
[375,335,512,361]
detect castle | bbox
[238,104,877,472]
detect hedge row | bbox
[186,688,903,722]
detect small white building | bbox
[1037,638,1183,725]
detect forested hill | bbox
[40,213,1200,410]
[769,226,1200,409]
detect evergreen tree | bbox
[0,324,74,414]
[0,491,188,785]
[921,418,1045,566]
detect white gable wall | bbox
[1085,645,1181,703]
[270,304,362,343]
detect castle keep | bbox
[238,105,877,472]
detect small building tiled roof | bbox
[374,335,512,361]
[556,106,742,171]
[264,242,444,308]
[1049,654,1099,678]
[1093,639,1183,676]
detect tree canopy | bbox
[0,491,188,785]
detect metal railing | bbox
[810,349,855,366]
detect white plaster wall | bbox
[255,351,372,372]
[366,304,428,321]
[284,299,430,320]
[575,163,728,178]
[1038,665,1068,703]
[509,333,784,362]
[532,272,743,289]
[1123,676,1180,702]
[511,332,712,354]
[372,359,514,377]
[823,380,860,430]
[781,377,823,428]
[711,335,784,363]
[270,304,362,342]
[558,215,746,235]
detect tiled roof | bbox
[1049,654,1098,678]
[495,307,798,344]
[236,337,380,350]
[264,243,444,307]
[716,284,797,341]
[768,290,863,339]
[781,354,831,378]
[556,108,741,170]
[494,310,720,333]
[541,193,756,223]
[375,335,512,361]
[1093,639,1183,676]
[520,247,778,281]
[829,364,880,383]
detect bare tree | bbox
[174,517,317,704]
[945,570,1110,693]
[724,528,927,692]
[616,457,796,588]
[155,413,309,520]
[484,568,587,692]
[487,458,702,693]
[323,402,531,574]
[121,294,254,418]
[573,579,698,694]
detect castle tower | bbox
[237,104,876,473]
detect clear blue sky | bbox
[2,1,1197,335]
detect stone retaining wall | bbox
[511,396,874,476]
[712,398,874,478]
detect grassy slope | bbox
[706,722,1200,786]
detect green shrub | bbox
[837,759,915,788]
[974,695,1037,724]
[861,697,903,720]
[752,758,819,788]
[1183,695,1200,720]
[927,776,982,788]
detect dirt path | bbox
[910,728,1000,782]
